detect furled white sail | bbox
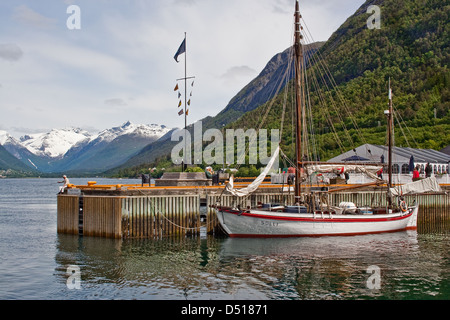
[225,146,280,197]
[390,177,443,196]
[305,164,382,181]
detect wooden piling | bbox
[82,196,123,239]
[57,195,79,235]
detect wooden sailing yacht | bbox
[213,0,422,238]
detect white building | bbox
[327,144,450,184]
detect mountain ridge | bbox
[0,121,170,175]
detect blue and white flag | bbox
[174,39,186,62]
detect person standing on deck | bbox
[58,175,70,194]
[425,163,432,178]
[377,167,383,179]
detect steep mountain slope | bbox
[108,128,177,172]
[0,130,41,171]
[201,42,324,130]
[60,122,171,173]
[200,47,295,131]
[0,144,37,173]
[222,0,450,162]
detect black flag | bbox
[174,39,186,62]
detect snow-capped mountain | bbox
[16,121,170,160]
[0,130,36,160]
[0,130,23,149]
[0,121,171,173]
[90,121,170,144]
[20,128,91,159]
[1,130,36,171]
[58,121,171,173]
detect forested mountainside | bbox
[228,0,449,162]
[114,0,449,177]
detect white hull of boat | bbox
[215,206,419,238]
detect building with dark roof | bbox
[328,144,450,175]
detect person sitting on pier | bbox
[58,175,70,194]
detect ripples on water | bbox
[0,179,448,300]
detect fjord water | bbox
[0,178,448,300]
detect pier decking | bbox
[57,180,450,239]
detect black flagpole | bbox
[176,32,195,172]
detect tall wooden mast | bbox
[294,0,303,201]
[387,78,393,206]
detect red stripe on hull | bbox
[220,208,414,224]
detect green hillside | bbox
[0,145,37,177]
[229,0,449,163]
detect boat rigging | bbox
[212,0,441,238]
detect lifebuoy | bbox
[400,201,408,212]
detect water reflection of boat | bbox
[218,231,419,259]
[217,231,422,299]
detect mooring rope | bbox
[157,211,205,232]
[132,188,218,232]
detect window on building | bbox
[401,164,409,174]
[393,164,399,174]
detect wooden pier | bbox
[57,181,450,239]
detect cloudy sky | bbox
[0,0,365,138]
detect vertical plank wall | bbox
[83,196,123,239]
[57,195,79,235]
[121,195,201,239]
